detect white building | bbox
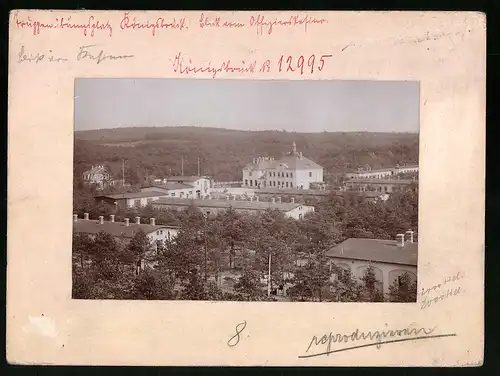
[94,191,171,209]
[73,213,179,245]
[141,182,198,199]
[345,164,419,180]
[325,231,417,295]
[242,142,324,190]
[82,165,112,188]
[160,176,212,198]
[152,196,315,220]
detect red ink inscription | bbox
[120,12,187,36]
[249,14,328,35]
[260,60,271,73]
[171,53,257,78]
[277,54,332,74]
[199,13,245,29]
[14,11,112,37]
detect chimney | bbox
[249,196,253,202]
[291,197,295,203]
[73,214,78,222]
[406,230,414,243]
[150,218,156,226]
[396,234,405,248]
[110,214,115,223]
[271,197,276,203]
[135,216,141,225]
[277,196,282,203]
[84,213,89,220]
[99,216,104,225]
[124,218,130,226]
[255,195,259,202]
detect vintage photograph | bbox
[72,78,419,302]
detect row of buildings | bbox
[73,212,416,295]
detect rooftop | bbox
[346,178,415,184]
[73,219,179,238]
[142,182,194,191]
[153,197,310,212]
[244,142,323,171]
[326,238,418,266]
[83,165,109,175]
[164,176,209,182]
[94,191,169,200]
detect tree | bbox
[360,266,385,302]
[387,273,417,302]
[329,267,364,302]
[233,269,266,301]
[180,268,207,300]
[127,230,151,273]
[288,254,331,302]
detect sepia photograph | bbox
[72,78,419,303]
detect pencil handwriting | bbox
[76,45,134,64]
[227,320,247,347]
[17,45,68,63]
[300,324,456,358]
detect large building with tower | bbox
[242,142,324,190]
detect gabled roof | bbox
[153,197,312,212]
[94,191,169,200]
[73,219,179,238]
[142,182,193,191]
[83,166,109,175]
[326,238,417,266]
[244,154,323,171]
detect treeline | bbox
[72,189,418,302]
[74,127,419,184]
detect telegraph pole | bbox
[181,156,184,176]
[197,158,200,176]
[122,159,125,187]
[267,253,272,297]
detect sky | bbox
[74,79,419,133]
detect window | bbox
[244,179,248,186]
[309,172,312,177]
[269,172,272,177]
[273,181,276,187]
[299,214,303,219]
[286,182,289,188]
[171,193,175,196]
[290,182,293,188]
[157,230,160,235]
[286,173,289,178]
[249,171,252,177]
[290,173,293,178]
[160,230,163,234]
[384,186,388,192]
[134,199,141,207]
[255,180,257,186]
[250,180,253,186]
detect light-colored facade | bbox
[152,196,315,220]
[141,182,197,199]
[94,191,171,209]
[82,165,112,188]
[73,214,179,245]
[345,164,419,180]
[325,232,417,295]
[344,178,417,193]
[161,176,212,198]
[242,142,324,190]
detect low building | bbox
[82,165,112,188]
[94,191,170,209]
[141,182,199,199]
[344,178,417,193]
[160,176,212,198]
[345,164,419,180]
[211,187,390,203]
[152,196,315,220]
[73,213,179,245]
[325,231,417,295]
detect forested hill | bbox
[74,127,419,183]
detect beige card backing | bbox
[7,10,485,366]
